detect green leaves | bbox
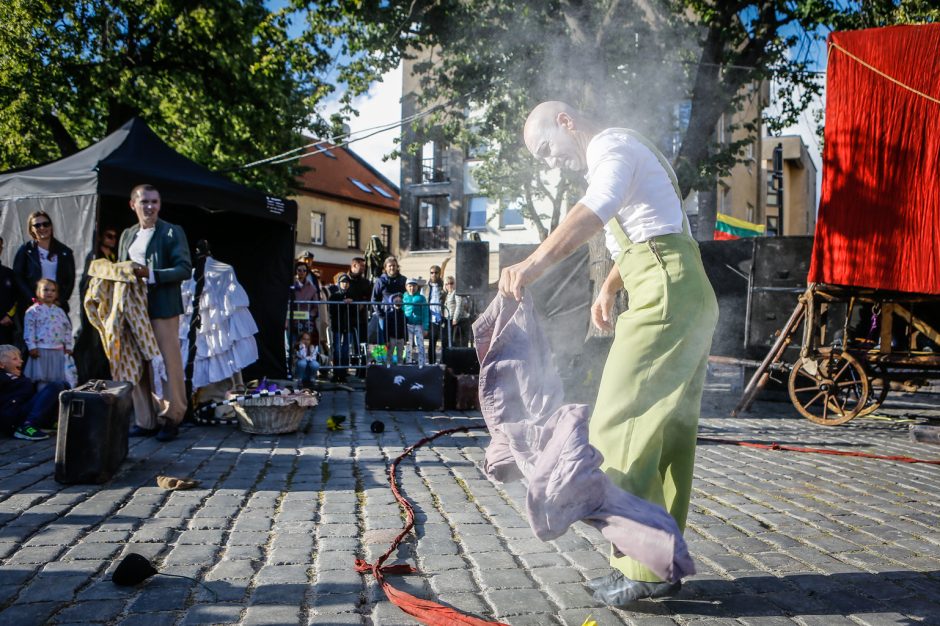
[0,0,351,195]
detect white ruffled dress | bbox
[179,257,259,389]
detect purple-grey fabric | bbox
[473,295,695,583]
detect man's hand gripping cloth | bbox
[472,295,695,583]
[84,259,167,397]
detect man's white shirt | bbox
[577,129,684,256]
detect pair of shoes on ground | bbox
[129,422,180,442]
[13,425,50,441]
[585,571,681,605]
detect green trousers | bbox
[589,231,718,582]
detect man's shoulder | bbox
[156,219,185,236]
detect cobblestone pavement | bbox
[1,367,939,626]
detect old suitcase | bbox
[365,364,444,410]
[55,380,133,484]
[455,374,480,411]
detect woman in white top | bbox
[499,101,718,605]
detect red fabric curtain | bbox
[808,24,940,294]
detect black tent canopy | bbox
[0,118,296,378]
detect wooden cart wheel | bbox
[788,351,870,425]
[858,363,889,417]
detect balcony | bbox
[415,225,449,251]
[421,157,449,183]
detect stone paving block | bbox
[255,564,310,585]
[241,604,301,625]
[310,591,360,613]
[0,601,62,626]
[416,554,467,573]
[18,573,88,602]
[181,603,244,625]
[559,549,612,571]
[52,599,126,623]
[485,587,554,616]
[541,581,597,610]
[429,569,477,594]
[477,567,537,591]
[128,581,193,612]
[308,611,362,624]
[162,543,219,566]
[531,566,587,586]
[6,545,62,564]
[250,581,308,605]
[466,550,519,570]
[223,544,264,561]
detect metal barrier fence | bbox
[285,299,474,381]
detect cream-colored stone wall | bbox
[292,194,399,263]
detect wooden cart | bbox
[734,284,940,425]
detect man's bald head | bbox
[523,101,598,171]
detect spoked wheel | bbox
[788,351,870,425]
[857,363,889,417]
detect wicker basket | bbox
[233,392,319,434]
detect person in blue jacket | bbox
[402,278,429,367]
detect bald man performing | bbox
[499,101,718,604]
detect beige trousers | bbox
[132,316,187,428]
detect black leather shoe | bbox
[129,424,159,437]
[155,422,179,442]
[589,572,681,605]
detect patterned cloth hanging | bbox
[83,259,166,397]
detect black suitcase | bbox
[365,364,444,410]
[55,380,133,484]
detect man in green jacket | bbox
[119,184,192,442]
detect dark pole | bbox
[773,142,784,236]
[184,240,210,419]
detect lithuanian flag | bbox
[714,213,765,240]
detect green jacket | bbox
[118,219,192,319]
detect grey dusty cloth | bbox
[473,295,695,583]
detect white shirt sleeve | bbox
[577,137,636,223]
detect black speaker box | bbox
[455,240,490,295]
[365,365,444,410]
[442,346,479,375]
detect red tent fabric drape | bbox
[808,24,940,294]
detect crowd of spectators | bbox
[288,251,475,381]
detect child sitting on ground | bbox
[294,331,320,387]
[23,278,75,390]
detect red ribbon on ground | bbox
[697,436,940,465]
[355,425,510,626]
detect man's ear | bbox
[556,112,575,130]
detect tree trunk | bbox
[696,188,717,242]
[43,113,79,157]
[585,231,617,339]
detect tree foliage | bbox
[0,0,354,195]
[324,0,933,238]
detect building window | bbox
[500,199,525,229]
[466,196,488,230]
[415,196,449,251]
[310,212,325,245]
[766,215,779,237]
[421,141,449,183]
[381,224,392,249]
[347,218,361,249]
